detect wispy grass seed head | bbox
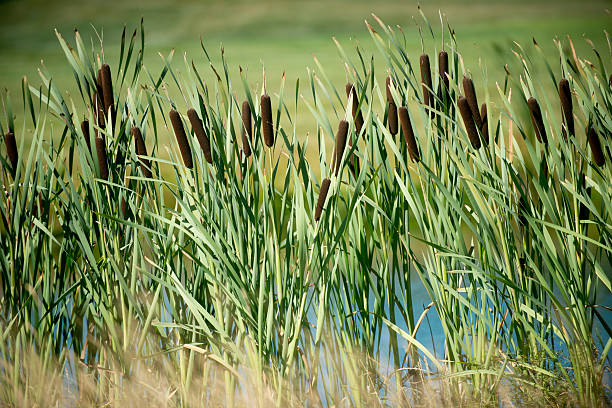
[261,94,274,147]
[187,108,213,164]
[169,109,193,169]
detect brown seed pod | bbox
[527,97,547,144]
[587,125,605,167]
[241,101,252,157]
[398,106,420,163]
[4,132,18,177]
[131,126,152,178]
[169,109,193,169]
[334,120,349,176]
[100,64,115,122]
[346,83,364,136]
[458,96,481,149]
[95,137,109,180]
[261,94,274,147]
[314,178,331,222]
[81,120,91,152]
[95,69,106,129]
[386,76,398,135]
[438,51,449,102]
[420,54,433,114]
[462,76,482,130]
[121,196,128,218]
[559,78,574,137]
[480,103,489,145]
[187,108,212,164]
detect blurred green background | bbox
[0,0,610,155]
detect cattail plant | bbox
[420,54,433,116]
[241,100,252,157]
[398,106,420,162]
[334,120,348,176]
[314,178,331,222]
[559,78,574,137]
[386,76,398,135]
[169,109,193,169]
[131,126,152,178]
[586,125,605,167]
[100,64,115,123]
[81,120,91,152]
[439,50,449,104]
[187,108,213,164]
[462,76,482,130]
[458,96,481,149]
[527,97,547,144]
[4,132,18,177]
[95,137,109,180]
[95,69,105,129]
[480,103,488,145]
[346,83,364,136]
[261,94,274,147]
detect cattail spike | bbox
[559,78,574,137]
[462,76,482,130]
[527,97,547,144]
[438,51,449,104]
[81,120,91,152]
[398,107,420,163]
[480,103,489,145]
[314,178,331,222]
[187,108,213,164]
[587,125,605,167]
[261,94,274,147]
[334,120,349,176]
[169,109,193,169]
[458,97,481,149]
[96,69,106,129]
[420,54,433,116]
[100,64,115,122]
[95,137,109,180]
[386,76,398,135]
[241,101,252,156]
[4,132,18,177]
[346,83,364,136]
[131,126,152,178]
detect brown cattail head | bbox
[261,94,274,147]
[4,132,18,177]
[314,178,331,222]
[241,101,252,157]
[527,97,547,144]
[480,103,489,145]
[462,76,482,130]
[169,109,193,169]
[96,69,106,129]
[100,64,115,123]
[346,83,364,136]
[81,120,91,152]
[187,108,212,164]
[420,54,433,115]
[121,196,128,218]
[458,96,481,149]
[579,187,591,221]
[438,51,449,100]
[131,126,152,178]
[559,78,574,137]
[334,120,349,176]
[587,125,605,167]
[398,106,420,163]
[95,136,109,180]
[386,76,398,135]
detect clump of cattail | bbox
[169,109,193,169]
[314,178,331,222]
[131,126,152,178]
[386,76,398,135]
[527,97,547,144]
[462,76,482,130]
[261,94,274,147]
[187,108,212,164]
[4,132,18,176]
[558,78,574,138]
[586,125,605,167]
[458,97,481,149]
[334,120,349,176]
[346,83,364,136]
[398,106,420,162]
[480,103,489,145]
[438,51,449,104]
[241,101,252,157]
[420,54,433,116]
[100,64,115,123]
[95,137,109,180]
